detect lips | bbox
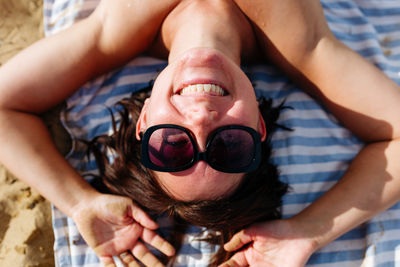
[172,48,233,96]
[179,84,227,96]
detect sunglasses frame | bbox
[141,124,261,173]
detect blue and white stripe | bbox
[44,0,400,266]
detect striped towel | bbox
[44,0,400,266]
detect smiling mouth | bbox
[179,84,228,96]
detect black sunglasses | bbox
[141,124,261,173]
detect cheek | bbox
[145,67,177,123]
[227,101,260,126]
[146,99,178,125]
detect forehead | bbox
[153,166,244,201]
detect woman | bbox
[1,0,400,266]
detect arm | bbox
[0,4,105,224]
[0,0,181,213]
[0,0,181,113]
[233,0,400,140]
[0,0,180,265]
[224,0,400,264]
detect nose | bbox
[184,104,218,150]
[185,104,218,128]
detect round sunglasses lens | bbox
[208,129,254,171]
[148,128,194,169]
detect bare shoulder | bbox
[233,0,328,31]
[92,0,182,57]
[233,0,334,64]
[95,0,181,22]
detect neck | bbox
[150,0,256,65]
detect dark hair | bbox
[87,88,288,266]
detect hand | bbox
[219,220,317,267]
[72,193,175,267]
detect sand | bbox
[0,0,56,266]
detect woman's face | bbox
[137,48,266,201]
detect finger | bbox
[132,241,165,267]
[119,252,141,267]
[141,228,175,256]
[218,252,248,267]
[224,230,253,252]
[129,203,159,230]
[99,256,116,267]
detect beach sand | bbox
[0,0,57,266]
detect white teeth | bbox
[180,84,226,96]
